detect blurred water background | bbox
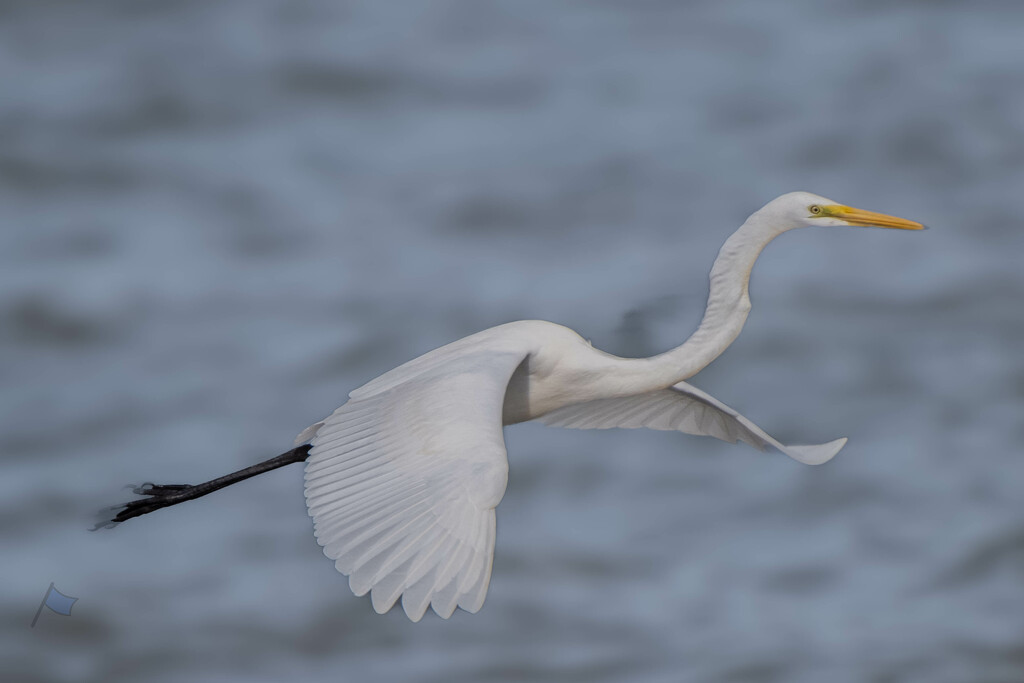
[3,0,1024,681]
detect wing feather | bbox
[370,558,413,614]
[539,380,846,465]
[303,349,527,621]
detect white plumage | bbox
[295,192,924,620]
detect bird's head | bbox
[757,191,926,233]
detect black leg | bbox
[94,444,312,529]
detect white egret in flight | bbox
[100,191,924,621]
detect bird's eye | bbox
[809,205,822,215]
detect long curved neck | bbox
[644,211,785,386]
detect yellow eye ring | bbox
[809,205,822,215]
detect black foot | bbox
[92,482,198,530]
[93,444,312,531]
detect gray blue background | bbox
[2,1,1023,681]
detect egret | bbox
[100,191,924,621]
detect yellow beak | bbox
[824,204,926,230]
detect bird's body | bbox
[104,191,925,622]
[500,320,648,424]
[299,319,644,430]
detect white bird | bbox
[101,191,924,621]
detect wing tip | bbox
[783,437,848,466]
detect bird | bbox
[99,191,924,621]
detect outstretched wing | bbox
[538,381,846,465]
[303,350,527,621]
